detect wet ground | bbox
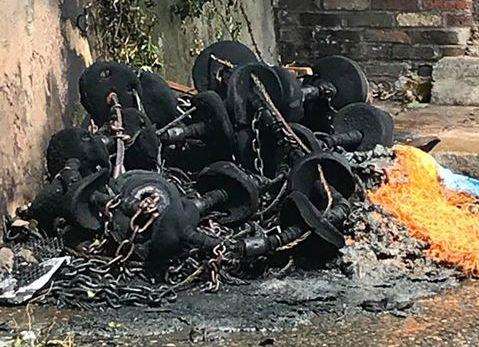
[211,280,479,346]
[383,101,479,178]
[1,102,478,346]
[1,279,478,345]
[381,101,479,153]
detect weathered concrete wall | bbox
[0,0,91,218]
[152,0,278,84]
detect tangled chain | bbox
[3,164,285,309]
[251,109,265,176]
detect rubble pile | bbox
[0,41,459,311]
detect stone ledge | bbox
[431,56,479,106]
[434,152,479,179]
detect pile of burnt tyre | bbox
[18,41,394,291]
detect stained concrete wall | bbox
[0,0,92,219]
[152,0,278,84]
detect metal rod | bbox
[155,106,197,136]
[210,54,235,69]
[250,74,311,154]
[107,92,126,179]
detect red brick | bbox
[396,12,442,27]
[392,45,440,60]
[313,30,362,44]
[300,13,342,27]
[440,45,468,56]
[350,42,392,59]
[363,29,412,43]
[323,0,370,10]
[361,61,411,77]
[371,0,419,10]
[408,29,469,45]
[279,28,313,43]
[277,10,300,26]
[422,0,472,10]
[444,13,474,26]
[277,0,321,11]
[344,12,396,27]
[310,42,349,56]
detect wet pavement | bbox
[383,101,479,178]
[218,280,479,347]
[381,101,479,155]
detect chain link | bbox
[110,193,161,266]
[5,69,347,309]
[88,118,99,134]
[251,109,265,176]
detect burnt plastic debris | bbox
[159,91,236,164]
[192,40,258,97]
[139,70,179,128]
[79,61,142,126]
[301,55,370,133]
[46,128,111,178]
[21,159,84,233]
[193,161,259,225]
[237,191,345,259]
[7,40,400,308]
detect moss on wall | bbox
[88,0,277,83]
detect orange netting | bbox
[369,145,479,275]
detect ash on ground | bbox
[0,146,461,337]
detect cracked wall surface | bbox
[0,0,91,222]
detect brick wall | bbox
[274,0,478,89]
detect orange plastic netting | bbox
[369,145,479,275]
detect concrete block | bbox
[434,152,479,179]
[431,57,479,106]
[397,12,442,27]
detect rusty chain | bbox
[204,243,226,292]
[109,192,161,266]
[107,92,130,178]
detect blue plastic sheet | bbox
[438,167,479,197]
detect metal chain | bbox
[107,92,129,178]
[250,74,311,154]
[251,109,265,176]
[88,118,99,134]
[204,243,226,292]
[6,115,310,310]
[82,194,121,256]
[325,95,338,134]
[111,193,161,266]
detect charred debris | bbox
[1,41,457,312]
